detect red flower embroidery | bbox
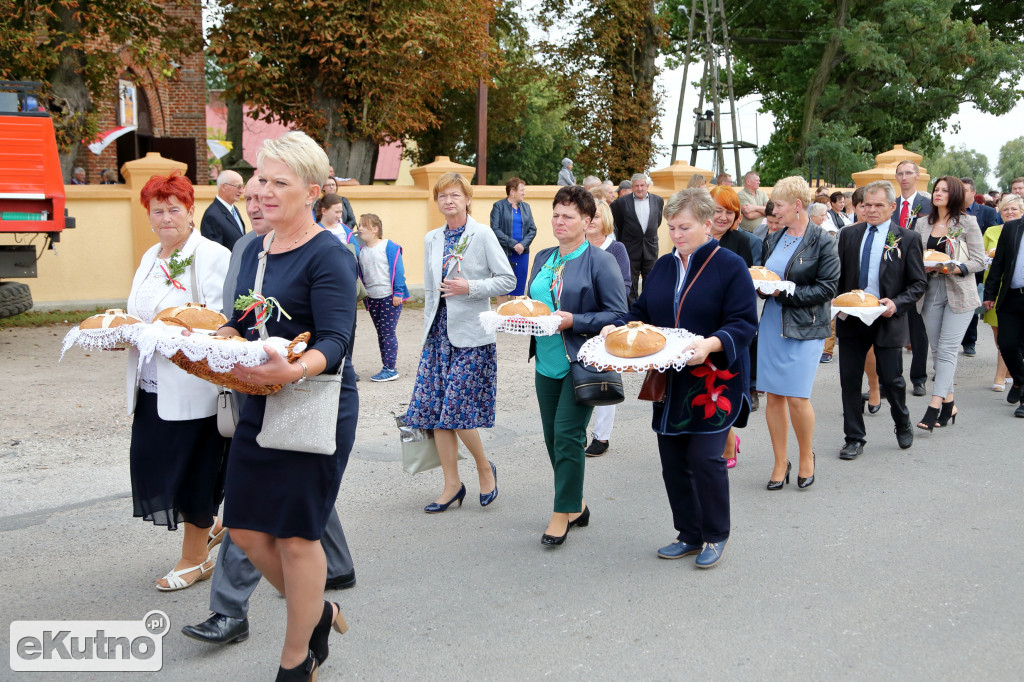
[690,361,736,392]
[692,386,732,419]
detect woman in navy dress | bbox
[216,132,356,682]
[602,188,757,568]
[406,173,516,513]
[757,176,839,492]
[490,177,538,301]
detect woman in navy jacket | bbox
[527,185,628,547]
[602,188,757,568]
[490,177,538,299]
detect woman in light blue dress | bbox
[757,177,839,491]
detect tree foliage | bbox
[995,136,1024,190]
[0,0,201,171]
[665,0,1024,183]
[538,0,667,182]
[407,2,578,185]
[209,0,495,184]
[923,144,991,193]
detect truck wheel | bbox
[0,281,33,319]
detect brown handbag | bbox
[638,247,719,402]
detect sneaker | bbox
[370,368,399,382]
[820,353,833,363]
[695,540,728,568]
[962,345,976,357]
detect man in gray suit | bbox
[182,174,357,645]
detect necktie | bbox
[899,200,909,228]
[859,225,877,290]
[232,206,244,234]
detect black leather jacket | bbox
[761,221,840,340]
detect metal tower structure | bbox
[669,0,756,178]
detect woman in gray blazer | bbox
[406,173,516,513]
[489,177,538,301]
[914,176,985,430]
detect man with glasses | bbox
[892,161,931,393]
[200,170,247,251]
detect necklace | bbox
[273,225,316,253]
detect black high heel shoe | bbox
[276,650,318,682]
[935,401,957,427]
[766,461,791,490]
[797,453,815,489]
[541,506,589,546]
[917,406,940,432]
[309,601,348,666]
[568,505,590,529]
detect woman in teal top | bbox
[527,186,629,547]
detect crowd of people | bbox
[115,134,1024,680]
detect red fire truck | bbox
[0,81,76,318]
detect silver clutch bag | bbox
[257,374,341,455]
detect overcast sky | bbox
[651,60,1024,188]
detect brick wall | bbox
[74,0,208,185]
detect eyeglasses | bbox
[226,183,244,190]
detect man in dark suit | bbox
[610,173,665,302]
[200,170,247,251]
[837,181,928,460]
[983,216,1024,417]
[893,161,932,395]
[960,176,1000,356]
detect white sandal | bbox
[156,557,215,592]
[207,518,227,551]
[993,383,1005,392]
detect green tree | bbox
[538,0,666,181]
[0,0,201,173]
[209,0,495,184]
[923,144,991,193]
[995,136,1024,190]
[666,0,1024,181]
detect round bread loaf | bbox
[749,266,781,282]
[156,303,228,331]
[923,249,949,262]
[496,296,551,317]
[79,309,142,329]
[604,321,667,358]
[834,290,880,307]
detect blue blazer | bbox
[618,239,758,435]
[489,198,538,256]
[527,244,628,362]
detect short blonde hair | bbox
[999,193,1023,214]
[771,176,814,211]
[687,174,707,189]
[257,131,330,189]
[432,172,473,201]
[665,188,715,224]
[594,200,614,236]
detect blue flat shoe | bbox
[424,483,466,514]
[695,540,728,568]
[657,540,702,560]
[480,461,498,507]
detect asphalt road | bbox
[2,312,1022,681]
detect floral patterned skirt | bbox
[405,304,497,430]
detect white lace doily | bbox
[924,256,956,266]
[60,324,145,360]
[132,322,307,372]
[478,311,563,337]
[753,279,796,296]
[576,327,703,373]
[831,305,888,325]
[984,256,994,268]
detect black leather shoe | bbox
[839,441,863,460]
[1008,385,1023,404]
[181,613,249,644]
[1015,403,1024,418]
[912,383,926,397]
[325,570,356,590]
[585,439,609,457]
[895,423,913,449]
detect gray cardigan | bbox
[421,215,516,347]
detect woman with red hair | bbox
[125,171,231,591]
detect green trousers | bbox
[534,371,593,513]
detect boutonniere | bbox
[234,289,292,332]
[906,204,921,226]
[443,234,472,274]
[160,249,192,290]
[883,232,902,261]
[938,224,964,256]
